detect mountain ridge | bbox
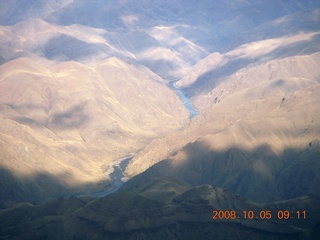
[0,56,188,207]
[1,183,319,239]
[1,1,320,239]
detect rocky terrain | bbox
[0,56,188,207]
[1,1,320,239]
[1,185,320,240]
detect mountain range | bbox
[1,1,320,239]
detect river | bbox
[168,81,198,118]
[84,82,197,198]
[86,154,134,198]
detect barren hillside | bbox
[0,57,188,206]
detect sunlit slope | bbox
[126,37,320,172]
[0,57,188,206]
[125,38,320,203]
[177,31,320,101]
[0,18,133,64]
[124,84,320,202]
[2,2,319,80]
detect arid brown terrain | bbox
[1,1,320,239]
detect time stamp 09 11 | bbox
[212,210,307,220]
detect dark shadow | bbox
[7,102,42,111]
[238,9,320,46]
[1,137,318,208]
[183,57,255,97]
[50,102,89,129]
[140,58,181,80]
[0,167,72,209]
[7,102,89,130]
[43,34,101,61]
[184,33,320,98]
[0,55,5,65]
[264,32,320,61]
[5,103,49,129]
[1,162,319,240]
[1,141,320,239]
[121,141,320,203]
[13,116,46,129]
[0,165,113,210]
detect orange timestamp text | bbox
[212,210,306,220]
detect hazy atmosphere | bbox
[0,1,320,239]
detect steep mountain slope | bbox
[177,31,320,99]
[1,1,320,239]
[0,18,133,65]
[1,185,319,240]
[0,57,188,207]
[125,34,320,202]
[2,1,320,79]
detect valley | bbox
[87,154,135,198]
[168,81,198,118]
[1,1,320,239]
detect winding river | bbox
[168,81,198,118]
[87,154,134,198]
[86,82,197,198]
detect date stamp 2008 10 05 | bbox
[212,210,307,220]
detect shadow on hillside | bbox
[50,102,89,129]
[44,34,101,61]
[264,32,320,61]
[184,57,254,97]
[1,140,319,208]
[120,140,320,203]
[9,102,90,130]
[0,166,109,209]
[185,33,320,97]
